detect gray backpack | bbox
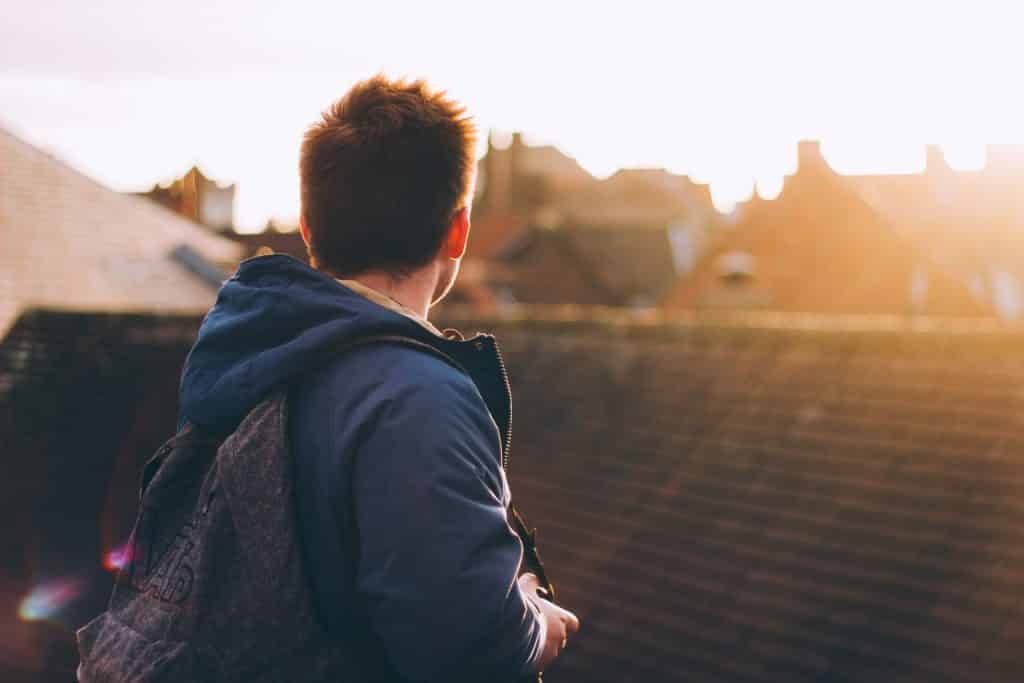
[75,390,366,682]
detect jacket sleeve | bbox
[350,368,545,682]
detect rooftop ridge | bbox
[0,125,197,227]
[439,303,1024,337]
[8,306,1024,343]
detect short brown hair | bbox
[299,75,477,277]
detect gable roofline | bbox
[0,124,240,261]
[441,302,1018,337]
[0,124,243,333]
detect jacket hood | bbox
[179,254,442,433]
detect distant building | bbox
[664,141,992,317]
[489,223,695,309]
[477,131,596,213]
[0,127,242,334]
[469,131,597,260]
[848,144,1024,319]
[551,167,714,229]
[463,133,719,309]
[138,165,237,231]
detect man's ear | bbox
[299,214,311,248]
[444,207,470,260]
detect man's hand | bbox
[518,573,580,672]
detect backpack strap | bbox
[321,334,470,376]
[509,505,556,602]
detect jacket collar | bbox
[336,278,444,337]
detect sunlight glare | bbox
[18,579,84,622]
[943,143,986,171]
[754,174,785,201]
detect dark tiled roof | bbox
[8,308,1024,681]
[559,227,682,306]
[491,228,614,306]
[554,167,715,227]
[497,226,681,307]
[0,310,198,681]
[444,310,1024,682]
[466,210,534,261]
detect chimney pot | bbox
[797,140,824,173]
[925,144,948,174]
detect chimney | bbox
[925,145,949,174]
[797,140,825,174]
[509,132,525,177]
[482,129,513,210]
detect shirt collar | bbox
[338,278,445,338]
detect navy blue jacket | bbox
[178,254,544,681]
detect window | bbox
[717,250,755,283]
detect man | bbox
[177,76,578,679]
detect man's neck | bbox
[347,266,437,320]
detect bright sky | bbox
[3,0,1023,231]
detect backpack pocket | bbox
[75,611,212,683]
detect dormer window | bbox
[717,251,755,283]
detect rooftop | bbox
[0,127,242,334]
[665,153,993,318]
[449,310,1024,682]
[5,307,1024,681]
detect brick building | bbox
[138,165,237,231]
[460,133,718,309]
[664,142,992,318]
[849,144,1024,318]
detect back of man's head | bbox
[299,75,477,279]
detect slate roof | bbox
[0,127,242,334]
[553,167,715,228]
[455,310,1024,682]
[496,226,682,307]
[7,307,1024,681]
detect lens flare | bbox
[17,579,84,622]
[103,541,133,572]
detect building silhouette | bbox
[137,165,237,231]
[664,141,993,317]
[849,144,1024,318]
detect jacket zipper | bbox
[492,338,513,472]
[489,337,555,613]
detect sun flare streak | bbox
[103,541,134,573]
[18,579,84,622]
